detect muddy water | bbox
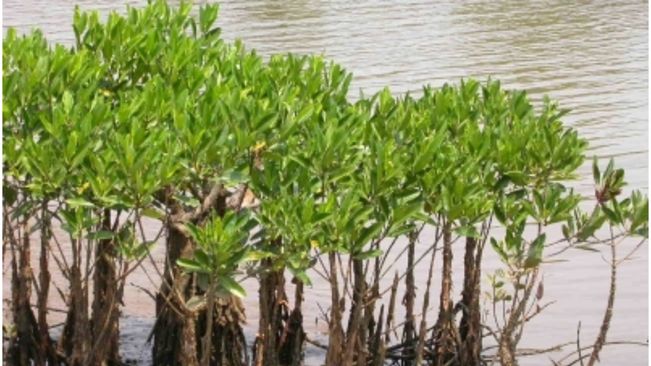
[3,0,648,365]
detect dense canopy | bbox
[3,2,647,366]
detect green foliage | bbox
[179,212,255,297]
[4,0,646,303]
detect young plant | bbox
[179,212,255,366]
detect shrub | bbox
[3,2,647,366]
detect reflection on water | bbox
[240,0,323,22]
[3,0,648,365]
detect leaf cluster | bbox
[4,0,647,290]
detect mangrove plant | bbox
[2,2,648,366]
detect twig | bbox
[130,282,158,302]
[615,237,647,265]
[555,340,648,365]
[577,322,584,366]
[305,336,328,350]
[586,225,617,366]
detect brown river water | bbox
[3,1,649,365]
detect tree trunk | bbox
[497,334,516,366]
[35,203,59,365]
[325,252,345,366]
[154,221,247,366]
[201,282,216,366]
[58,237,91,366]
[498,269,539,366]
[153,225,200,366]
[255,258,291,366]
[369,304,386,366]
[279,279,305,366]
[402,232,417,365]
[201,296,248,366]
[89,209,121,365]
[360,255,384,366]
[255,233,305,366]
[9,218,44,366]
[433,224,458,366]
[359,264,380,366]
[343,258,367,365]
[459,236,482,366]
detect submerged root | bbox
[154,292,248,366]
[200,296,248,366]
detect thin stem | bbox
[586,224,617,366]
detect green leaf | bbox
[66,197,95,208]
[62,90,73,114]
[493,176,510,191]
[505,171,528,186]
[455,225,480,239]
[3,185,17,206]
[290,269,312,286]
[603,158,615,180]
[142,207,165,220]
[490,238,508,262]
[177,258,206,273]
[87,230,114,241]
[353,248,382,260]
[246,250,274,261]
[494,203,507,225]
[195,249,211,268]
[574,244,599,252]
[634,227,648,238]
[592,157,600,185]
[630,196,648,232]
[132,241,155,259]
[356,222,383,248]
[199,4,219,33]
[577,208,606,241]
[220,169,248,186]
[601,205,620,225]
[220,276,246,298]
[393,202,422,225]
[561,224,572,240]
[523,234,546,269]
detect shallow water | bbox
[3,1,648,364]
